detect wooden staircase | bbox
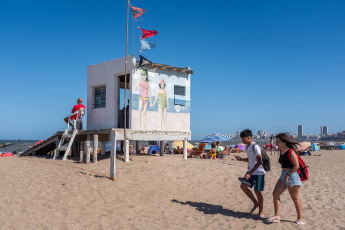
[53,129,78,160]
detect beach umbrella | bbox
[172,141,194,149]
[204,145,211,150]
[237,144,246,150]
[311,143,320,151]
[201,133,231,143]
[217,146,225,151]
[295,142,311,153]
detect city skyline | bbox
[231,124,339,138]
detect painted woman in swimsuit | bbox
[134,69,152,129]
[152,79,168,129]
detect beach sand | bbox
[1,150,345,229]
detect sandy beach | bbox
[1,150,345,229]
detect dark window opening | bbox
[174,85,185,96]
[93,86,106,108]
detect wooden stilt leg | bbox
[124,139,129,163]
[80,141,84,163]
[136,141,140,155]
[101,141,106,156]
[110,131,117,180]
[93,135,98,163]
[183,139,187,160]
[85,134,91,164]
[160,141,164,156]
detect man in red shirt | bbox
[64,98,85,130]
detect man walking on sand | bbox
[235,129,266,218]
[64,98,85,130]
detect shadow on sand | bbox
[171,199,260,220]
[171,199,294,225]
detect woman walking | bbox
[267,133,304,225]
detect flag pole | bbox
[123,0,130,140]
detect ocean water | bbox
[0,140,37,153]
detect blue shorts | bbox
[247,174,265,192]
[280,170,303,189]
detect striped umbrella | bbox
[201,133,231,143]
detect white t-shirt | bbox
[247,142,266,175]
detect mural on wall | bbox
[134,69,152,129]
[151,79,169,129]
[131,67,191,131]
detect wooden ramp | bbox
[21,133,60,156]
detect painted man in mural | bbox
[134,69,152,128]
[152,79,169,129]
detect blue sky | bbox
[1,0,345,139]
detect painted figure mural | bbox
[134,69,152,128]
[131,67,190,131]
[152,79,169,129]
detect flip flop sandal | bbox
[238,177,252,187]
[267,216,280,223]
[292,220,305,225]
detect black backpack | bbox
[253,143,271,172]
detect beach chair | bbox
[67,108,85,130]
[192,143,206,157]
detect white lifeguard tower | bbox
[87,55,193,132]
[21,55,194,180]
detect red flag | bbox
[140,28,158,39]
[131,6,146,19]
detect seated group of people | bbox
[140,144,175,154]
[173,146,182,154]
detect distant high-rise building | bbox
[321,126,328,136]
[298,125,303,139]
[236,130,240,138]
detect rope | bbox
[132,9,135,56]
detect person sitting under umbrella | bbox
[164,144,172,154]
[221,145,231,154]
[140,145,147,154]
[174,146,182,154]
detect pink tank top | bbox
[140,81,148,98]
